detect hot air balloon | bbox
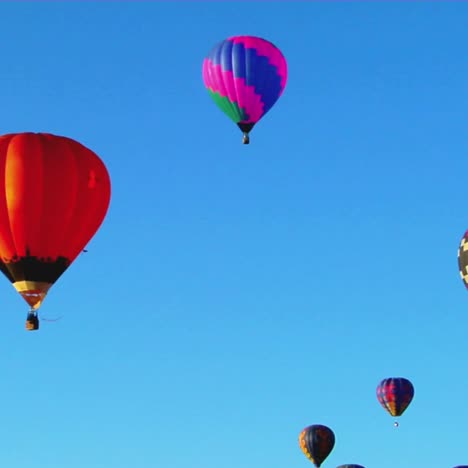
[202,35,288,144]
[376,377,414,427]
[457,230,468,289]
[299,424,335,467]
[337,465,366,468]
[0,132,111,331]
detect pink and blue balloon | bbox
[202,35,288,144]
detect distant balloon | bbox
[0,132,111,330]
[457,230,468,289]
[299,424,335,467]
[337,465,366,468]
[376,377,414,426]
[202,35,288,144]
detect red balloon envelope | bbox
[0,132,111,328]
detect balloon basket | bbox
[25,310,39,331]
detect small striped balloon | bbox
[376,377,414,426]
[457,230,468,290]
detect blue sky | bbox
[0,2,466,467]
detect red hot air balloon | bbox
[376,377,414,427]
[0,132,111,330]
[202,35,288,144]
[299,424,335,467]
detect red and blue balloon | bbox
[377,377,414,427]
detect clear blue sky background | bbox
[0,2,466,467]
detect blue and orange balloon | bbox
[376,377,414,427]
[202,35,288,144]
[299,424,335,467]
